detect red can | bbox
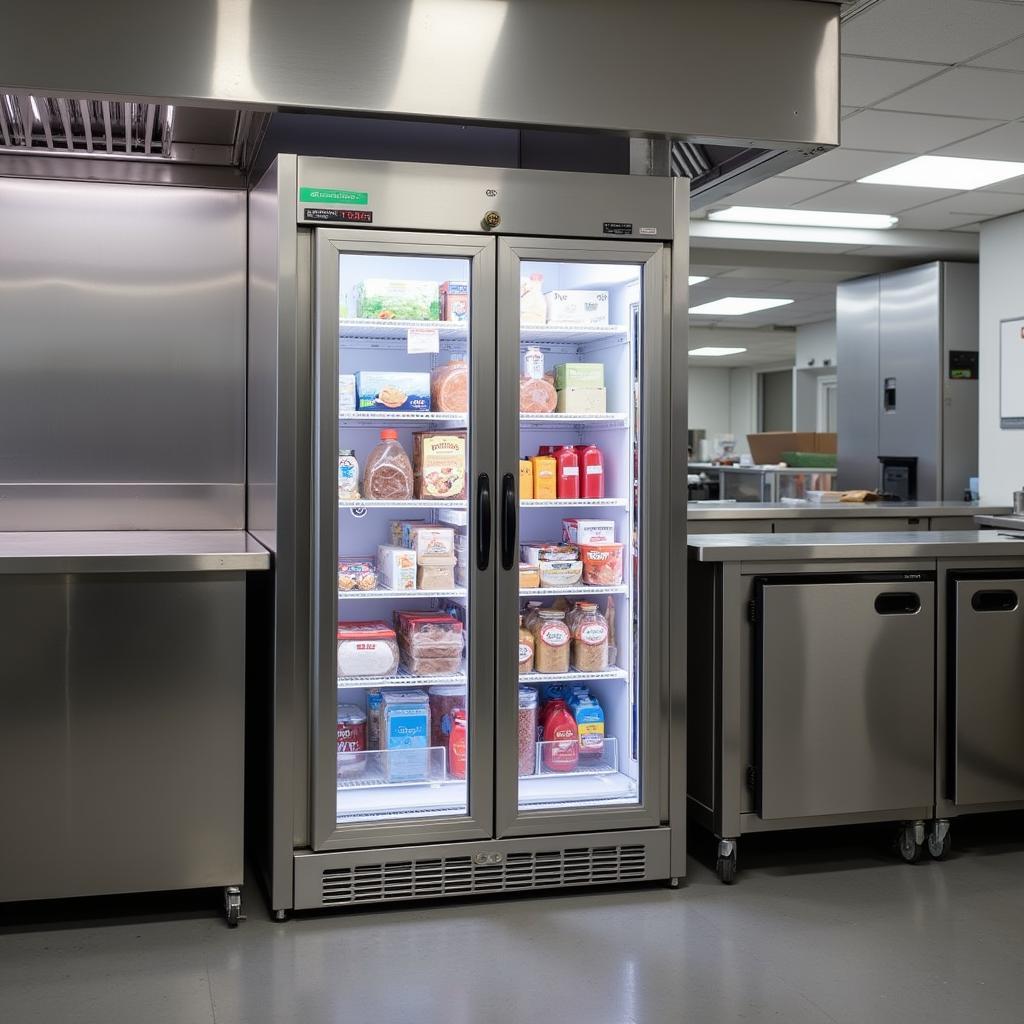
[554,444,580,500]
[578,444,605,499]
[448,709,468,779]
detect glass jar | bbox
[572,601,609,672]
[518,685,538,777]
[518,614,535,674]
[532,609,570,674]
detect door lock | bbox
[482,210,501,230]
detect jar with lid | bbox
[571,601,609,672]
[518,614,535,674]
[336,702,367,778]
[337,449,360,500]
[518,685,538,776]
[532,608,571,674]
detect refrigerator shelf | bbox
[338,670,466,688]
[525,737,619,778]
[521,498,626,508]
[520,324,627,344]
[338,498,468,509]
[338,587,468,600]
[339,411,467,425]
[336,746,451,790]
[519,667,627,683]
[520,585,628,597]
[339,317,467,342]
[520,412,627,425]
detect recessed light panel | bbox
[708,206,898,229]
[859,155,1024,190]
[689,297,794,316]
[689,346,748,357]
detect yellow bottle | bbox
[529,455,557,500]
[519,459,534,500]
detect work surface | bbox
[687,500,1006,520]
[1,818,1022,1024]
[689,529,1024,561]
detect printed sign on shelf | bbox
[407,327,440,354]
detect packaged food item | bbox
[396,610,465,675]
[417,560,456,591]
[356,371,431,412]
[518,614,535,674]
[520,274,547,324]
[364,430,415,500]
[539,560,584,588]
[522,600,544,632]
[377,544,417,591]
[403,525,455,558]
[438,507,469,528]
[381,690,431,782]
[571,601,609,671]
[518,685,538,776]
[339,374,357,413]
[544,290,609,325]
[413,430,467,499]
[337,621,400,678]
[337,449,360,501]
[521,541,579,564]
[519,563,540,590]
[606,597,617,665]
[556,387,607,414]
[520,376,558,414]
[580,543,624,586]
[529,455,557,499]
[542,699,579,771]
[353,279,439,321]
[532,608,571,673]
[519,459,534,500]
[337,556,377,592]
[523,346,545,380]
[336,702,367,778]
[448,709,468,779]
[428,685,467,748]
[577,444,605,499]
[431,358,469,412]
[561,519,615,546]
[366,689,383,750]
[574,698,605,758]
[389,518,426,547]
[554,444,580,500]
[439,281,469,322]
[554,362,605,390]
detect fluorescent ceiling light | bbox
[688,275,709,285]
[708,206,897,229]
[689,297,794,316]
[859,155,1024,190]
[689,346,747,357]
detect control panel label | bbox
[299,187,368,205]
[303,208,374,224]
[603,221,633,235]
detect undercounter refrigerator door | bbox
[311,230,496,851]
[494,238,667,838]
[755,574,935,821]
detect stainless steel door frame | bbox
[311,229,497,851]
[494,236,666,839]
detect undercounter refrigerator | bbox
[249,156,688,914]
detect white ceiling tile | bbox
[968,34,1024,71]
[840,109,1001,151]
[896,190,1024,229]
[794,182,960,214]
[936,121,1024,160]
[842,0,1024,64]
[842,56,945,107]
[877,67,1024,120]
[780,148,917,182]
[719,177,839,207]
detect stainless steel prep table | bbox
[0,530,270,923]
[688,501,1008,535]
[688,529,1024,883]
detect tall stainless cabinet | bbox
[837,262,978,501]
[249,156,687,914]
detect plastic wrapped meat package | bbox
[395,610,465,675]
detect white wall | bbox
[729,368,757,454]
[795,320,837,368]
[979,213,1024,504]
[687,366,732,443]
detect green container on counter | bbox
[780,451,838,468]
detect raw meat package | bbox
[556,387,607,414]
[363,430,414,499]
[381,690,431,781]
[520,376,557,413]
[413,430,467,499]
[430,359,469,412]
[554,362,605,390]
[355,371,431,412]
[396,610,465,675]
[428,685,468,748]
[561,519,615,545]
[377,545,417,591]
[580,542,624,585]
[544,290,609,325]
[353,279,439,321]
[439,281,469,322]
[337,556,378,592]
[337,621,399,678]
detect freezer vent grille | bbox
[321,844,647,906]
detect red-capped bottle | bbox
[578,444,604,499]
[554,444,580,500]
[542,699,579,772]
[448,709,467,779]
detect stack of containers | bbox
[553,362,607,414]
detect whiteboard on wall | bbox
[1001,317,1024,429]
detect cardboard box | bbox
[403,525,455,558]
[377,545,417,591]
[417,561,456,590]
[413,430,467,500]
[544,290,609,325]
[554,362,605,390]
[556,387,607,414]
[561,518,615,545]
[439,281,469,322]
[338,374,356,413]
[746,432,837,466]
[353,279,439,321]
[356,371,431,412]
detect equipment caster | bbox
[897,821,925,864]
[273,909,289,922]
[927,820,951,860]
[666,876,681,889]
[716,839,737,884]
[224,886,244,927]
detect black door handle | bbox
[476,473,491,571]
[971,589,1019,612]
[874,592,921,615]
[501,472,517,571]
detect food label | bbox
[518,642,533,664]
[539,622,570,647]
[586,466,603,475]
[578,721,604,750]
[561,466,579,477]
[578,622,609,645]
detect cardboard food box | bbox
[544,290,609,325]
[554,362,605,390]
[356,371,431,412]
[403,524,455,558]
[377,544,417,591]
[417,560,457,591]
[746,432,837,466]
[561,518,615,545]
[556,387,607,414]
[413,430,467,500]
[353,279,439,321]
[439,281,469,322]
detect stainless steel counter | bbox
[976,514,1024,531]
[689,530,1024,562]
[688,501,1005,521]
[0,530,270,573]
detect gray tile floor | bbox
[2,818,1023,1024]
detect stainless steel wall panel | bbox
[0,1,839,150]
[0,177,246,529]
[836,275,880,491]
[941,263,980,501]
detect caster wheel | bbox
[224,886,243,927]
[898,827,922,864]
[273,909,289,923]
[927,823,951,860]
[666,876,681,889]
[716,852,737,884]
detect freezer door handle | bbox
[874,592,921,615]
[476,473,491,571]
[500,472,517,571]
[971,589,1019,613]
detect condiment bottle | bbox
[338,448,360,500]
[518,614,535,674]
[523,346,545,380]
[554,445,580,500]
[448,709,467,779]
[542,699,579,772]
[577,444,604,499]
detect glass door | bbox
[495,238,667,838]
[312,230,496,850]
